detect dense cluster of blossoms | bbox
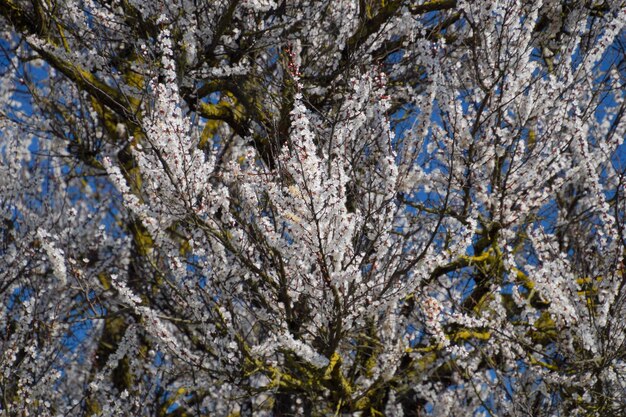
[1,0,626,416]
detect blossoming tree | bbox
[1,0,626,415]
